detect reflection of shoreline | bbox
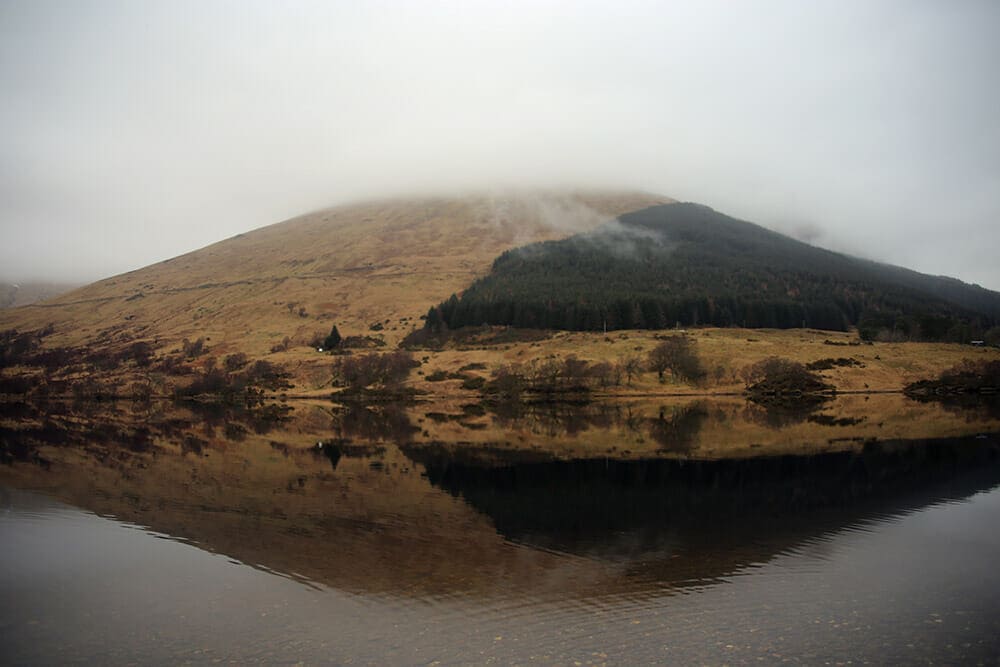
[2,399,999,602]
[5,391,1000,466]
[405,393,1000,463]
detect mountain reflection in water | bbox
[2,396,1000,663]
[410,438,1000,582]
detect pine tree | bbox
[323,325,342,350]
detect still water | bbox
[2,396,999,664]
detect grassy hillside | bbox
[0,190,670,357]
[404,326,999,397]
[432,203,1000,341]
[3,192,998,399]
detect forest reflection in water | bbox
[2,394,1000,663]
[2,394,999,592]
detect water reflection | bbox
[907,391,1000,421]
[4,395,1000,663]
[408,437,1000,583]
[2,395,999,602]
[333,402,418,443]
[484,400,711,452]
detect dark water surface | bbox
[2,397,1000,664]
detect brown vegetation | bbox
[484,356,612,398]
[905,359,1000,397]
[740,357,831,398]
[175,358,292,401]
[331,350,419,394]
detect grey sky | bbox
[2,0,998,289]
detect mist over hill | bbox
[0,191,670,355]
[0,282,81,309]
[4,191,999,377]
[431,204,1000,342]
[3,191,1000,401]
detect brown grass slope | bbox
[0,190,670,357]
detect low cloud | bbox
[1,2,998,289]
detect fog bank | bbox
[1,1,998,289]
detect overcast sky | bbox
[2,0,998,289]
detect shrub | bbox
[128,342,154,368]
[331,351,418,392]
[805,357,864,371]
[175,358,291,399]
[425,370,449,382]
[588,361,616,388]
[905,359,1000,395]
[740,357,829,395]
[223,353,249,372]
[485,364,528,398]
[458,362,487,372]
[182,337,207,358]
[483,355,615,396]
[461,376,486,390]
[270,337,291,353]
[341,335,386,349]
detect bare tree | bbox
[332,351,417,391]
[618,354,643,387]
[648,336,704,383]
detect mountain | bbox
[432,203,1000,341]
[3,191,999,399]
[0,191,671,356]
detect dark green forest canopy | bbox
[428,203,1000,341]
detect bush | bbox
[740,357,830,395]
[270,337,291,353]
[906,359,1000,396]
[223,353,249,372]
[0,329,40,366]
[175,358,291,399]
[341,335,386,349]
[332,351,418,392]
[483,355,614,396]
[182,337,207,358]
[458,362,487,372]
[461,376,486,390]
[805,357,864,371]
[128,342,154,368]
[425,370,449,382]
[485,364,528,398]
